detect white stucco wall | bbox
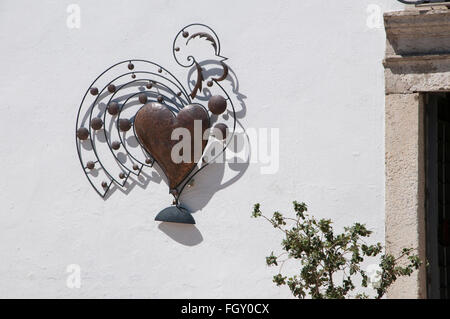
[0,0,404,298]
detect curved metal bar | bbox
[102,77,183,182]
[172,23,222,68]
[212,61,229,83]
[190,62,204,99]
[175,80,237,202]
[115,87,183,172]
[396,0,426,4]
[90,74,185,184]
[172,23,225,100]
[76,59,190,196]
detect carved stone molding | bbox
[384,9,450,94]
[382,8,450,299]
[384,9,450,56]
[384,54,450,94]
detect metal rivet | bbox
[133,164,139,170]
[208,95,227,115]
[91,117,103,130]
[119,172,125,179]
[128,62,134,70]
[131,73,136,79]
[175,47,180,52]
[157,95,163,103]
[90,87,99,95]
[108,102,120,116]
[146,82,152,89]
[138,93,148,104]
[207,81,213,87]
[101,181,108,188]
[119,119,132,132]
[86,161,95,169]
[111,141,121,150]
[107,84,116,93]
[158,68,162,73]
[177,92,182,97]
[145,158,152,164]
[77,127,89,140]
[182,31,189,38]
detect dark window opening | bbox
[426,93,450,299]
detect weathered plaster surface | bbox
[385,93,426,299]
[384,55,450,94]
[0,0,404,298]
[383,8,450,299]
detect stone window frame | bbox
[383,8,450,298]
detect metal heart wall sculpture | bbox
[134,102,210,191]
[75,24,236,224]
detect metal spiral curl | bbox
[75,24,237,208]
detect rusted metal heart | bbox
[134,102,210,190]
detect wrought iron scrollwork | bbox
[75,24,237,223]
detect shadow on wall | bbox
[78,80,183,200]
[76,61,248,246]
[158,222,203,246]
[158,62,249,245]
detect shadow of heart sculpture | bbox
[75,23,239,224]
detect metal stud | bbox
[208,95,227,115]
[133,164,139,170]
[128,62,134,70]
[145,158,152,164]
[86,161,95,169]
[119,119,132,132]
[207,81,213,87]
[182,31,189,38]
[77,127,89,140]
[157,95,163,103]
[111,141,121,150]
[91,117,103,130]
[139,93,148,104]
[107,84,116,93]
[101,181,108,188]
[175,47,180,52]
[90,87,99,95]
[108,102,120,116]
[119,172,126,179]
[146,82,152,89]
[158,68,162,73]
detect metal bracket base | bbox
[154,206,195,224]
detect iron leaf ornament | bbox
[75,24,236,224]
